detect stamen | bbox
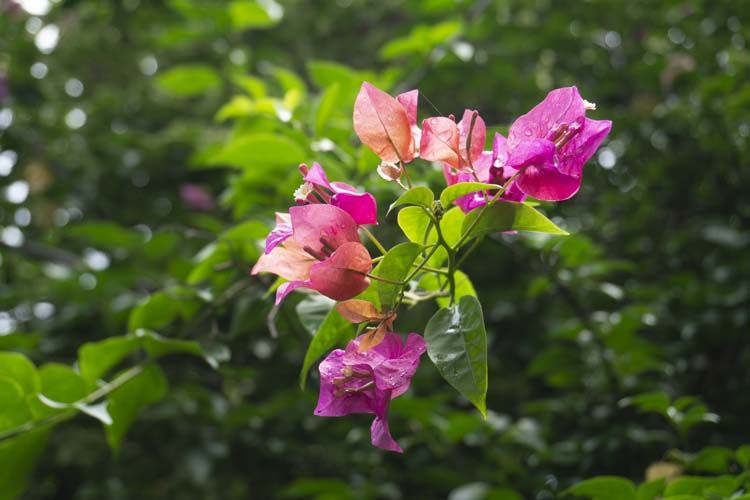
[319,236,337,256]
[302,245,327,261]
[583,99,597,111]
[343,381,374,394]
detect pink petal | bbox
[353,82,415,164]
[303,162,333,190]
[506,138,556,170]
[314,350,377,417]
[419,116,460,168]
[309,242,372,301]
[558,118,612,177]
[289,204,360,255]
[251,239,314,282]
[508,86,585,148]
[517,164,582,201]
[458,109,486,168]
[331,191,378,225]
[492,132,509,166]
[396,90,418,127]
[264,212,293,254]
[371,413,402,453]
[275,279,312,305]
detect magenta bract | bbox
[314,332,426,453]
[251,205,372,304]
[296,163,378,225]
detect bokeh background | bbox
[1,0,748,498]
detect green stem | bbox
[364,273,404,286]
[454,171,520,250]
[425,208,457,305]
[0,363,146,443]
[360,226,387,255]
[455,235,484,270]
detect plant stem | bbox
[0,363,147,443]
[360,226,387,255]
[426,207,457,305]
[364,273,404,286]
[454,171,520,250]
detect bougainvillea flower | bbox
[314,332,426,452]
[442,133,526,213]
[420,110,485,170]
[251,205,372,304]
[295,163,378,225]
[504,86,612,201]
[353,82,419,164]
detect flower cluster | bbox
[252,81,611,452]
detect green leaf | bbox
[663,476,736,497]
[424,295,488,417]
[135,330,226,369]
[214,133,306,169]
[440,206,466,248]
[420,270,476,307]
[737,445,750,469]
[228,1,280,31]
[66,221,144,250]
[619,391,671,415]
[565,476,636,500]
[155,64,222,97]
[0,429,48,500]
[78,337,140,385]
[295,295,336,335]
[299,309,355,389]
[388,186,435,215]
[314,83,340,136]
[461,202,568,240]
[39,363,87,404]
[0,352,40,395]
[128,287,203,332]
[379,21,462,60]
[375,242,422,309]
[105,364,167,456]
[688,446,734,473]
[439,182,499,208]
[635,478,665,500]
[397,206,435,244]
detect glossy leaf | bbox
[299,309,355,389]
[420,270,476,307]
[461,201,569,240]
[388,186,434,214]
[424,295,488,417]
[439,182,499,208]
[375,242,422,308]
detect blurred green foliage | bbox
[0,0,748,498]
